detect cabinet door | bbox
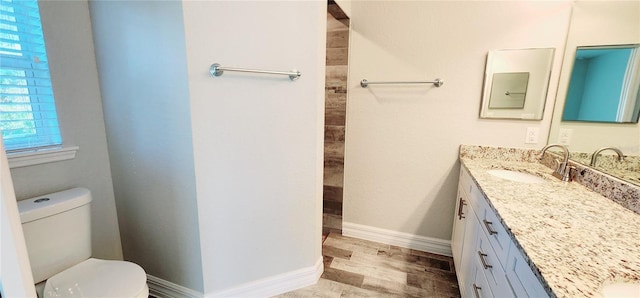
[476,203,511,267]
[505,245,550,298]
[474,223,514,298]
[466,257,494,298]
[452,186,469,266]
[459,205,479,297]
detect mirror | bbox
[548,1,640,186]
[562,45,640,123]
[480,48,555,120]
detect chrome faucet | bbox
[590,147,624,167]
[540,144,572,181]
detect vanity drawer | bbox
[468,186,485,218]
[459,167,474,197]
[474,225,514,298]
[467,259,494,298]
[476,203,511,267]
[463,168,510,267]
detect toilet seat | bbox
[43,258,149,298]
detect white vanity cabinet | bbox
[453,167,549,298]
[451,173,470,266]
[465,230,494,298]
[504,245,549,297]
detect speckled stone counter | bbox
[459,146,640,297]
[569,152,640,187]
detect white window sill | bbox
[7,146,79,169]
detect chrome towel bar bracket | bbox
[209,63,301,81]
[360,78,444,88]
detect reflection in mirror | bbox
[548,0,640,186]
[567,151,640,187]
[562,45,640,123]
[488,72,529,109]
[480,48,554,120]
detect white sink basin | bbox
[486,169,546,184]
[602,283,640,297]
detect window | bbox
[0,0,62,152]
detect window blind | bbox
[0,0,62,152]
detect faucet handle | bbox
[550,158,564,180]
[562,165,577,182]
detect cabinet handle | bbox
[473,283,482,298]
[457,198,466,220]
[478,251,493,269]
[483,219,498,235]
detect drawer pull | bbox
[457,198,466,220]
[473,283,482,298]
[483,219,498,235]
[478,251,493,269]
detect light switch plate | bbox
[558,129,573,145]
[525,127,539,144]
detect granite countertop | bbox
[460,158,640,298]
[569,153,640,187]
[592,168,640,187]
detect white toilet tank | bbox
[18,187,93,283]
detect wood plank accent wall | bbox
[323,4,349,235]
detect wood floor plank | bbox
[322,245,353,260]
[321,267,364,288]
[349,251,426,275]
[378,247,453,272]
[278,234,460,297]
[390,245,456,264]
[338,283,394,298]
[323,237,378,255]
[423,267,459,283]
[329,256,408,284]
[361,276,437,298]
[323,255,334,269]
[407,269,458,290]
[275,278,344,298]
[327,233,389,251]
[434,278,462,298]
[407,272,437,291]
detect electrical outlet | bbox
[525,127,539,144]
[558,129,572,145]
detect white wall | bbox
[89,0,204,292]
[548,1,640,155]
[343,1,572,240]
[180,1,326,294]
[9,0,122,260]
[90,0,325,294]
[1,140,36,298]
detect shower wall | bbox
[323,4,349,235]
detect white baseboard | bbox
[147,274,203,298]
[342,222,452,257]
[210,256,324,297]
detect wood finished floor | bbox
[276,233,461,297]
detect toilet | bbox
[18,187,149,298]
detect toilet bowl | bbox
[18,188,148,298]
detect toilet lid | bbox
[44,258,147,298]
